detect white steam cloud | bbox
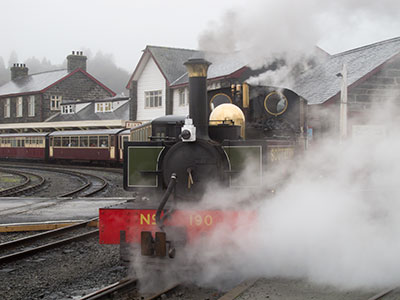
[198,0,400,87]
[178,98,400,291]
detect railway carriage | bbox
[49,129,125,163]
[118,129,134,163]
[0,132,49,160]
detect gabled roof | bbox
[171,51,250,87]
[292,36,400,105]
[127,46,251,89]
[127,46,198,89]
[0,68,116,98]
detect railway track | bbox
[79,278,138,300]
[57,169,108,197]
[0,218,98,265]
[368,288,397,300]
[0,164,108,198]
[0,167,46,196]
[79,278,180,300]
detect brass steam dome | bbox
[209,103,246,138]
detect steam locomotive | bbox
[99,58,307,262]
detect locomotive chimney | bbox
[184,57,211,140]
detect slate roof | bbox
[147,46,199,84]
[50,99,130,122]
[0,69,68,97]
[170,51,249,86]
[129,46,250,88]
[292,37,400,105]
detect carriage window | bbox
[38,138,43,145]
[62,137,70,147]
[99,136,108,147]
[11,138,16,147]
[79,136,88,147]
[89,136,98,147]
[70,137,78,147]
[53,137,61,147]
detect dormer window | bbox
[62,104,75,114]
[95,102,112,113]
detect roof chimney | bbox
[10,63,29,81]
[67,50,87,72]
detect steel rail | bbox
[367,288,396,300]
[0,168,45,197]
[0,217,98,251]
[144,283,181,300]
[217,279,259,300]
[79,278,138,300]
[0,167,30,195]
[0,164,107,198]
[0,229,99,265]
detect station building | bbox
[0,52,133,133]
[127,38,400,143]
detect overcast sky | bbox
[2,0,400,71]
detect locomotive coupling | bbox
[141,231,176,258]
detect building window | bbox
[179,89,187,106]
[62,105,75,114]
[16,97,23,117]
[145,90,162,108]
[50,95,62,110]
[4,98,10,118]
[95,102,113,113]
[28,95,35,117]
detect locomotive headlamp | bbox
[181,118,196,142]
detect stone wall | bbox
[0,71,114,124]
[348,56,400,112]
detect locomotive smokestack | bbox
[184,58,211,140]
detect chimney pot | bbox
[11,62,29,80]
[67,51,87,72]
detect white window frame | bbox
[4,98,10,118]
[28,95,35,117]
[61,104,75,114]
[50,95,62,111]
[95,102,113,113]
[145,90,162,108]
[179,89,187,106]
[16,97,23,117]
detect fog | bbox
[199,0,400,88]
[0,50,130,95]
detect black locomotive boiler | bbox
[99,58,307,262]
